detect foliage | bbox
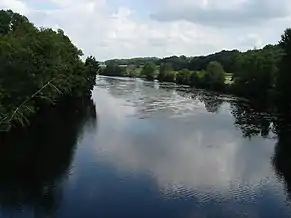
[101,62,124,77]
[276,28,291,105]
[158,55,189,71]
[188,50,240,73]
[158,63,174,82]
[201,61,225,90]
[85,56,100,76]
[124,65,141,78]
[141,62,156,81]
[0,10,98,131]
[105,57,159,67]
[163,71,176,82]
[189,71,205,88]
[176,69,192,85]
[231,50,277,98]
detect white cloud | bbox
[151,0,291,27]
[1,0,290,60]
[0,0,28,14]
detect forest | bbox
[0,10,100,131]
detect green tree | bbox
[176,69,192,85]
[232,50,277,98]
[164,71,176,82]
[188,50,240,73]
[141,62,156,81]
[158,63,173,82]
[85,56,100,75]
[0,10,97,130]
[0,9,30,35]
[159,56,188,71]
[101,62,124,77]
[276,28,291,105]
[203,61,225,90]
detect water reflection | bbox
[89,76,290,217]
[0,97,96,217]
[230,101,275,139]
[198,93,224,113]
[272,111,291,202]
[2,76,291,217]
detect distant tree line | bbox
[101,32,291,107]
[0,10,100,131]
[105,57,160,67]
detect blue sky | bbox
[1,0,290,60]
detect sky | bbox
[1,0,291,61]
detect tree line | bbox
[0,10,100,131]
[101,31,291,107]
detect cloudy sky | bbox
[1,0,291,60]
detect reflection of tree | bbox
[0,96,96,217]
[230,101,273,138]
[199,92,224,113]
[272,110,291,200]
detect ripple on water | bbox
[95,76,222,119]
[89,76,291,218]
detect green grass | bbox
[225,73,233,84]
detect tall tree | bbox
[232,51,277,98]
[101,62,123,77]
[276,28,291,106]
[0,10,97,130]
[176,69,192,85]
[85,56,100,75]
[141,62,156,81]
[158,63,173,82]
[203,61,225,90]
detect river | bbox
[1,76,291,218]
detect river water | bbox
[1,76,291,218]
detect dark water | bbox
[1,76,291,218]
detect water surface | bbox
[1,76,291,218]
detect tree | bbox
[202,61,225,90]
[101,62,123,77]
[0,10,97,130]
[176,69,192,85]
[105,57,159,66]
[158,63,173,82]
[232,50,277,98]
[188,50,240,73]
[141,62,156,81]
[164,71,176,82]
[159,56,188,71]
[85,56,100,75]
[276,28,291,106]
[0,9,30,35]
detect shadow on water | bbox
[272,110,291,202]
[0,96,96,217]
[198,92,224,113]
[230,100,275,139]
